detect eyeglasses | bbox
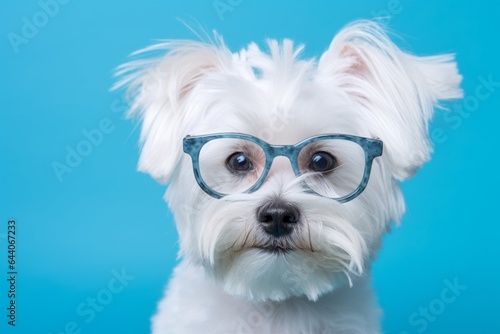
[183,133,383,203]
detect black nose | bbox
[257,201,300,237]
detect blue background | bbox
[1,1,498,333]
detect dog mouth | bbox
[253,240,295,254]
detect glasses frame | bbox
[183,133,383,203]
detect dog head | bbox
[116,21,461,302]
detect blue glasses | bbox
[183,133,383,203]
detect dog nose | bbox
[257,201,300,237]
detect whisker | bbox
[306,218,315,252]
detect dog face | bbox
[116,21,461,302]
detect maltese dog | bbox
[115,21,462,333]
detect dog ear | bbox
[114,39,231,183]
[317,21,462,180]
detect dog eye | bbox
[309,152,337,172]
[226,152,253,173]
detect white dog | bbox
[115,21,462,333]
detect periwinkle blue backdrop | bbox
[1,1,499,333]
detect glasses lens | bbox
[198,138,266,195]
[298,139,366,199]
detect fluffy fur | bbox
[115,21,462,333]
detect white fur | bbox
[115,20,462,333]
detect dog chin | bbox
[212,248,352,302]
